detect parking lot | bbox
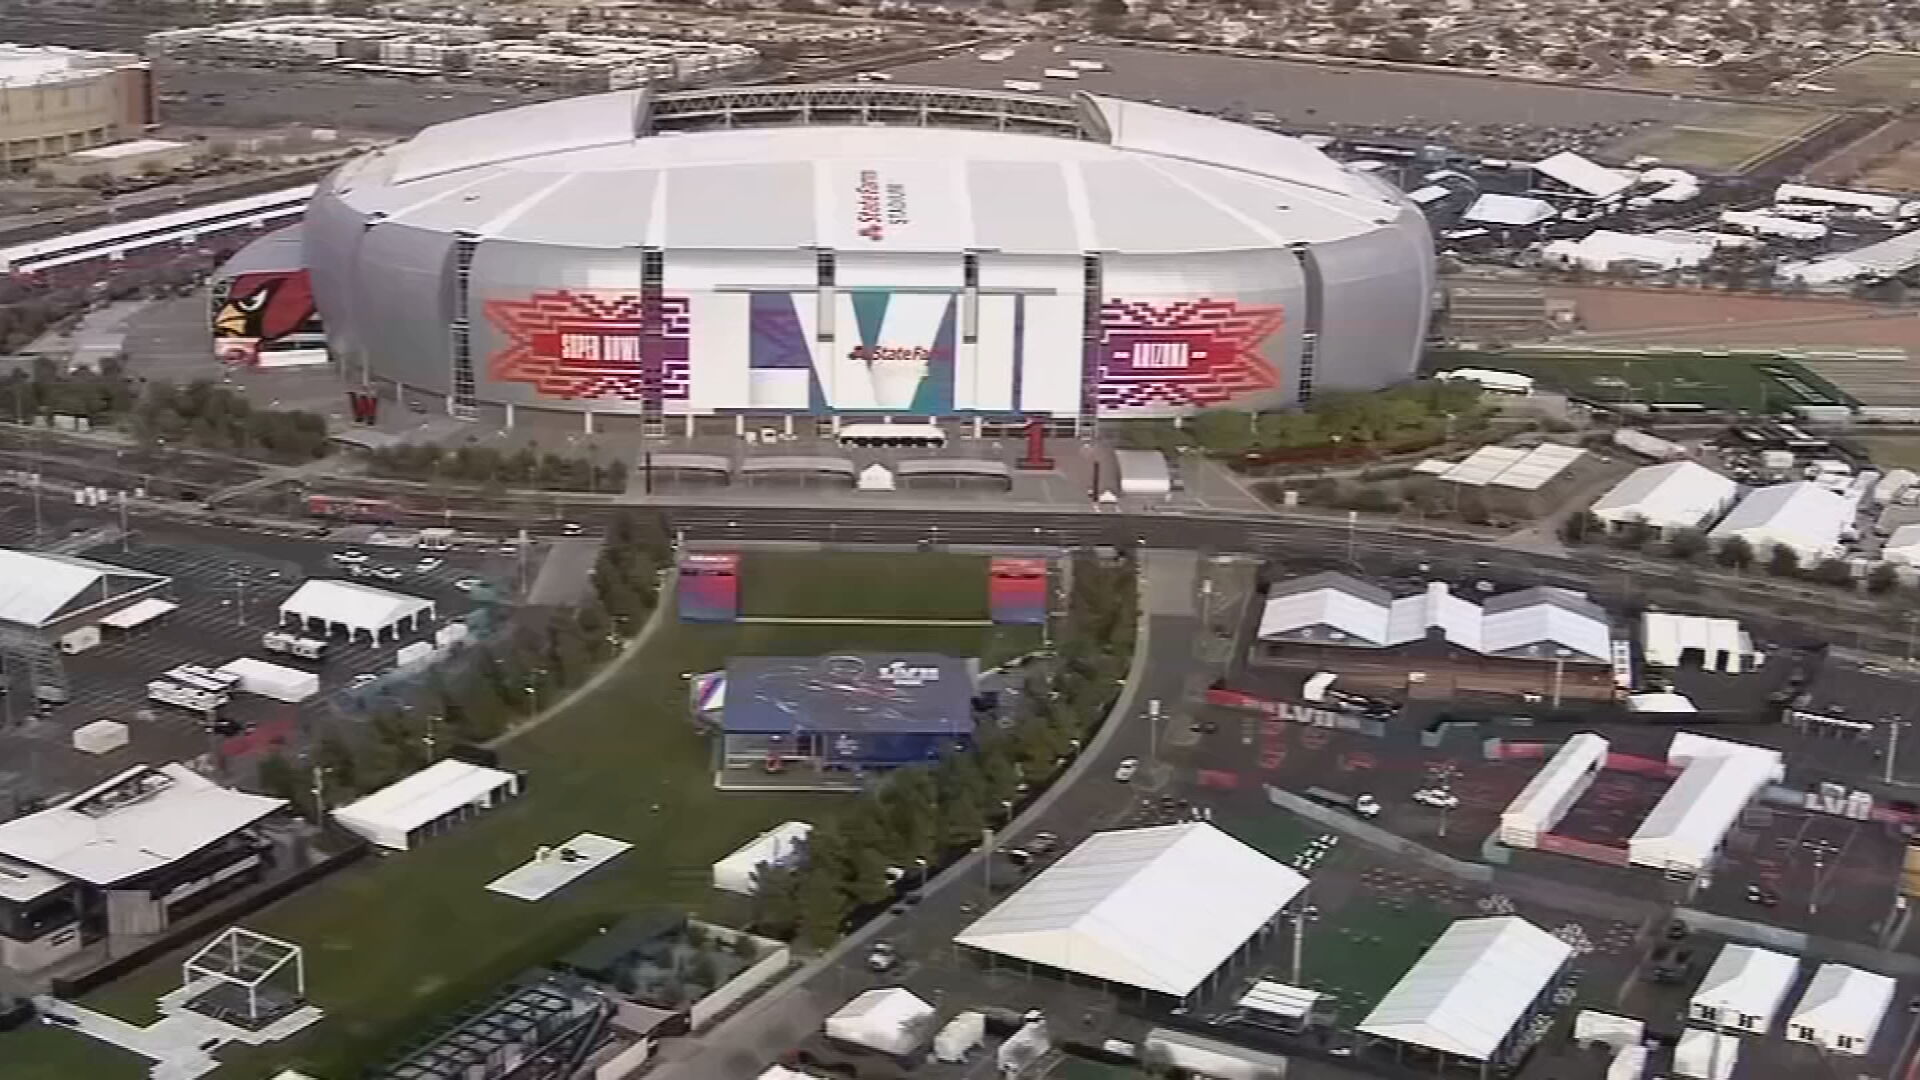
[0,490,519,801]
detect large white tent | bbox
[1787,963,1895,1055]
[332,759,521,852]
[1630,735,1781,874]
[1641,613,1753,674]
[953,822,1305,998]
[1358,916,1573,1062]
[279,579,434,642]
[823,988,934,1056]
[1708,481,1852,561]
[0,549,169,631]
[712,821,812,895]
[1259,574,1609,663]
[1689,945,1798,1034]
[1590,462,1737,535]
[1498,733,1608,849]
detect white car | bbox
[1411,788,1459,810]
[349,673,378,689]
[866,943,898,972]
[453,577,485,592]
[332,550,368,565]
[1113,758,1139,783]
[561,522,585,536]
[415,558,443,573]
[371,566,403,582]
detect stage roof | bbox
[0,763,284,886]
[954,822,1306,997]
[721,654,975,737]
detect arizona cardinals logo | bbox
[215,272,315,342]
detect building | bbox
[1590,462,1737,536]
[1688,945,1798,1034]
[954,822,1305,1002]
[1708,481,1853,562]
[1782,228,1920,286]
[331,759,523,851]
[1257,573,1611,665]
[0,764,284,974]
[1640,613,1756,674]
[1498,733,1607,849]
[1786,963,1895,1055]
[37,137,197,184]
[1358,916,1573,1072]
[278,579,434,642]
[1413,442,1587,517]
[1630,735,1783,875]
[0,44,153,174]
[717,654,975,771]
[293,84,1434,430]
[0,548,172,702]
[1532,151,1635,201]
[712,821,812,895]
[824,988,935,1057]
[1542,230,1715,273]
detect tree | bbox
[1766,545,1801,578]
[1559,510,1598,545]
[1810,557,1855,587]
[749,862,801,938]
[317,731,360,795]
[1716,535,1754,570]
[257,752,313,821]
[1869,562,1901,595]
[1667,527,1708,562]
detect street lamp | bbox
[1290,903,1320,984]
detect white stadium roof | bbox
[1708,481,1853,560]
[1359,916,1573,1061]
[953,822,1306,997]
[0,549,169,629]
[0,764,283,886]
[1590,462,1737,532]
[324,88,1406,255]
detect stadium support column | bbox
[964,251,980,434]
[1078,253,1104,439]
[449,232,480,421]
[640,247,666,438]
[1289,243,1325,406]
[816,249,837,433]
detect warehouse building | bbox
[1707,481,1853,561]
[1358,916,1573,1074]
[1629,735,1782,876]
[716,654,976,773]
[1589,462,1737,536]
[954,823,1305,1003]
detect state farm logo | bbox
[855,168,909,242]
[848,345,933,365]
[877,661,941,686]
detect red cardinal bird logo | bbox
[215,273,315,343]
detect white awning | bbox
[99,596,179,630]
[1359,916,1572,1061]
[1535,151,1634,199]
[954,822,1305,997]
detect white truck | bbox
[1042,68,1081,80]
[148,680,227,713]
[262,631,330,661]
[1067,59,1109,71]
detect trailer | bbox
[1002,79,1043,92]
[165,665,242,694]
[1042,68,1081,79]
[1067,59,1109,71]
[148,680,227,713]
[58,626,101,654]
[218,657,320,703]
[1304,787,1381,818]
[262,630,330,661]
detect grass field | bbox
[12,554,1033,1080]
[1609,104,1834,172]
[1432,346,1854,412]
[1298,892,1452,1025]
[739,550,990,620]
[1810,50,1920,103]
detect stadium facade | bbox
[287,83,1434,425]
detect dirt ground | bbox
[1542,285,1920,351]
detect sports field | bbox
[740,550,990,620]
[1433,346,1854,412]
[15,554,1036,1080]
[1607,103,1835,172]
[1807,50,1920,104]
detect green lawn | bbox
[740,550,990,620]
[0,1025,149,1080]
[11,554,1033,1080]
[1431,346,1853,412]
[1298,894,1452,1024]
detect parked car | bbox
[866,943,898,973]
[1113,758,1139,782]
[454,577,485,592]
[561,522,585,536]
[350,673,378,689]
[332,549,368,565]
[1746,884,1779,907]
[1189,718,1219,735]
[1028,831,1060,854]
[415,558,443,572]
[1411,788,1459,810]
[371,566,403,582]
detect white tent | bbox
[1534,151,1635,200]
[279,579,434,642]
[1591,462,1737,535]
[1260,574,1609,663]
[1708,482,1852,561]
[1114,450,1172,497]
[932,1011,985,1062]
[332,759,521,851]
[1359,916,1573,1062]
[1673,1028,1740,1079]
[1688,945,1798,1033]
[712,821,812,895]
[1499,733,1607,848]
[823,988,933,1056]
[954,822,1306,998]
[856,464,895,492]
[1884,524,1920,566]
[0,549,170,630]
[1787,963,1894,1055]
[1626,692,1697,713]
[1641,612,1752,674]
[217,657,320,703]
[1608,1044,1648,1080]
[1464,194,1556,227]
[1630,737,1781,874]
[1573,1010,1644,1050]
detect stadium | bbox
[279,83,1434,425]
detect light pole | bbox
[1146,698,1162,774]
[1887,717,1909,786]
[1290,903,1319,984]
[1804,838,1838,917]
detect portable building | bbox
[217,657,320,703]
[823,988,934,1056]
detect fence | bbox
[1263,785,1494,883]
[1537,832,1633,868]
[686,921,792,1032]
